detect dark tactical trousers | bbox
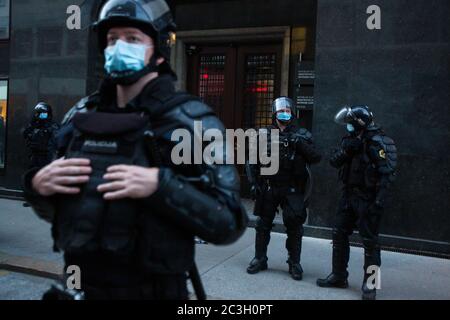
[43,275,189,300]
[81,275,189,300]
[44,252,190,300]
[333,189,383,278]
[254,184,307,263]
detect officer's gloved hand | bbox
[293,133,310,147]
[329,148,348,168]
[297,137,314,153]
[342,137,363,155]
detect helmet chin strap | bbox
[108,55,159,86]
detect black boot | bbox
[316,273,349,288]
[287,259,303,281]
[317,230,350,288]
[247,257,268,274]
[286,233,303,280]
[361,239,381,300]
[361,279,377,300]
[247,230,270,274]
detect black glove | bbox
[330,148,348,168]
[294,135,322,164]
[342,137,363,155]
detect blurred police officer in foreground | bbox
[316,106,397,300]
[23,102,60,169]
[23,0,247,300]
[246,97,321,280]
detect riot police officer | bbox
[316,106,397,300]
[23,102,60,169]
[23,0,246,300]
[246,97,321,280]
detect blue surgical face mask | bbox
[104,40,151,74]
[39,113,48,120]
[346,123,355,133]
[276,112,292,122]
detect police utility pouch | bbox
[55,112,150,255]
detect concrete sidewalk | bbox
[1,198,449,300]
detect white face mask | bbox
[104,40,152,74]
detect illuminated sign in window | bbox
[0,80,7,168]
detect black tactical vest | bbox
[54,112,151,256]
[54,92,202,274]
[29,127,53,153]
[263,125,310,188]
[341,130,396,190]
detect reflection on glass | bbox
[0,80,7,168]
[199,55,226,116]
[0,0,10,39]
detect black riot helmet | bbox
[33,102,53,121]
[92,0,177,84]
[272,97,296,114]
[334,105,374,132]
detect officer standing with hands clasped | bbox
[246,97,321,280]
[316,106,397,300]
[23,0,247,300]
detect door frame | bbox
[171,26,291,96]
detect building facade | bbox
[0,0,449,256]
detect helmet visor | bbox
[334,107,352,125]
[272,97,295,114]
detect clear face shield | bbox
[272,97,295,114]
[334,106,353,125]
[334,106,367,134]
[272,97,296,123]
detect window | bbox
[14,28,33,59]
[198,55,226,116]
[0,80,7,168]
[242,54,277,129]
[0,0,10,40]
[66,30,87,56]
[38,27,63,57]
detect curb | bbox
[0,251,62,280]
[0,251,224,300]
